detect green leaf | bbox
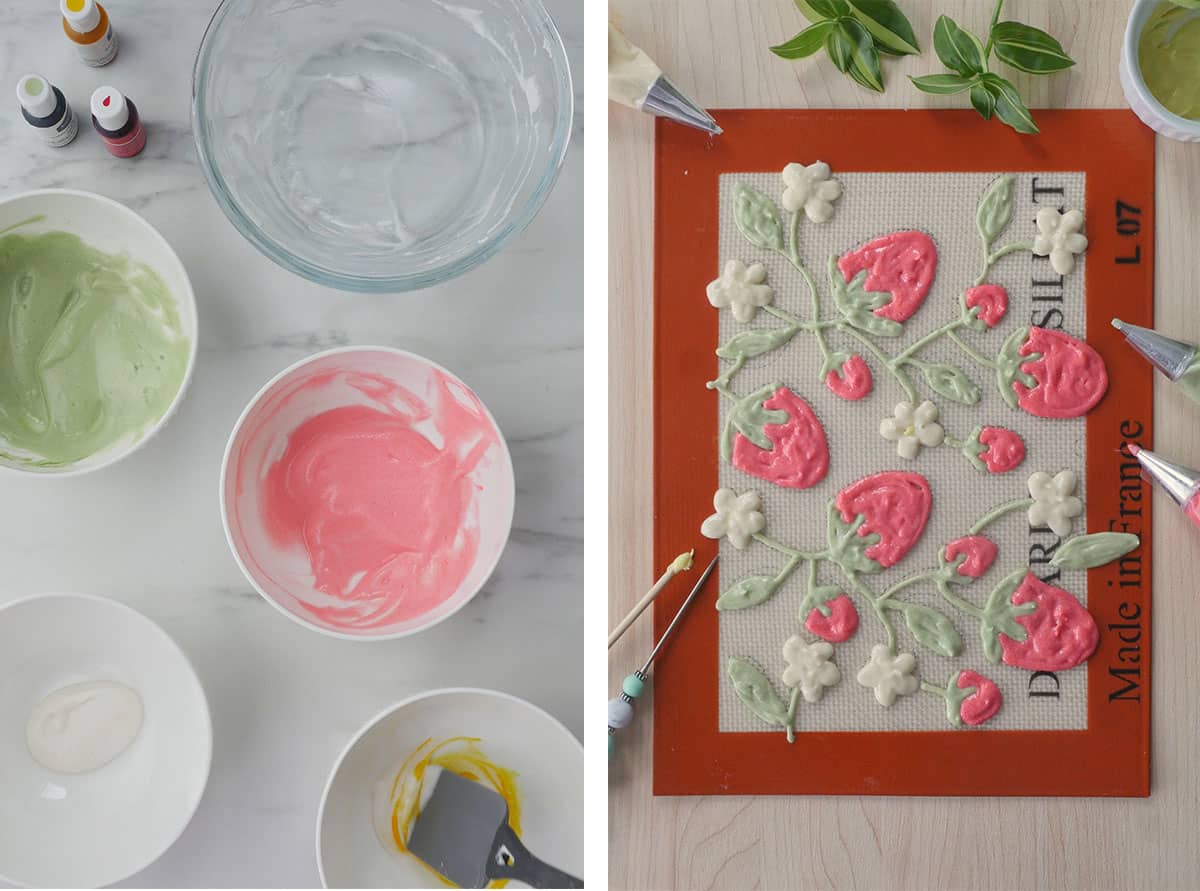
[991,21,1075,74]
[826,503,883,574]
[970,82,997,119]
[717,575,782,610]
[825,27,854,73]
[732,184,784,250]
[901,603,963,657]
[771,20,840,59]
[716,326,799,360]
[994,325,1034,408]
[830,260,903,337]
[727,658,790,726]
[976,174,1015,247]
[921,363,981,404]
[909,73,974,95]
[840,18,884,92]
[847,0,920,55]
[728,384,788,452]
[933,15,987,76]
[1050,532,1141,570]
[801,0,852,18]
[801,584,844,617]
[984,74,1039,134]
[979,567,1034,663]
[1168,0,1200,8]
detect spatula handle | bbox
[486,822,583,888]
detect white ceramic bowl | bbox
[1121,0,1200,142]
[0,594,212,888]
[0,190,199,476]
[316,688,583,888]
[221,347,515,640]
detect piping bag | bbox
[1112,318,1200,404]
[609,23,721,135]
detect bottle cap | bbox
[16,74,58,119]
[61,0,101,33]
[90,86,129,131]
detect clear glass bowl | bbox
[192,0,572,292]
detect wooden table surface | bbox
[608,2,1200,888]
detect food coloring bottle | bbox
[90,86,146,158]
[61,0,118,67]
[16,74,78,146]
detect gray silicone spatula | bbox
[406,768,583,889]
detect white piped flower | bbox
[1027,470,1083,537]
[781,161,843,223]
[706,259,774,323]
[1032,208,1088,275]
[879,401,944,460]
[700,488,765,550]
[781,636,840,703]
[856,644,919,706]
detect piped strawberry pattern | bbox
[709,469,1138,740]
[704,167,1122,741]
[729,386,829,490]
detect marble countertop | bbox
[0,0,582,886]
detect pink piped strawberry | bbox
[803,591,859,643]
[959,426,1025,474]
[943,535,997,579]
[954,670,1003,726]
[832,472,931,570]
[982,570,1099,671]
[923,669,1003,727]
[731,386,829,490]
[824,353,872,401]
[996,326,1108,418]
[837,230,937,322]
[963,284,1008,329]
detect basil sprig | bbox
[771,0,919,93]
[910,0,1074,134]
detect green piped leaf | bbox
[1050,532,1141,570]
[901,603,963,657]
[733,184,784,250]
[717,575,782,611]
[826,503,883,574]
[727,658,790,726]
[976,175,1015,247]
[933,15,987,76]
[921,362,981,405]
[830,260,902,337]
[716,326,800,360]
[994,326,1033,409]
[980,568,1036,662]
[772,20,839,59]
[991,21,1075,74]
[727,383,788,453]
[847,0,919,55]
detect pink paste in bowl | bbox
[223,349,513,637]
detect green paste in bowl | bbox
[1139,2,1200,121]
[0,230,191,467]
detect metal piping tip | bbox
[1111,318,1197,380]
[642,75,722,135]
[1129,445,1200,507]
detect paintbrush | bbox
[406,768,582,889]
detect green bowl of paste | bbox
[0,190,197,474]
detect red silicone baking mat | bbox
[652,109,1153,796]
